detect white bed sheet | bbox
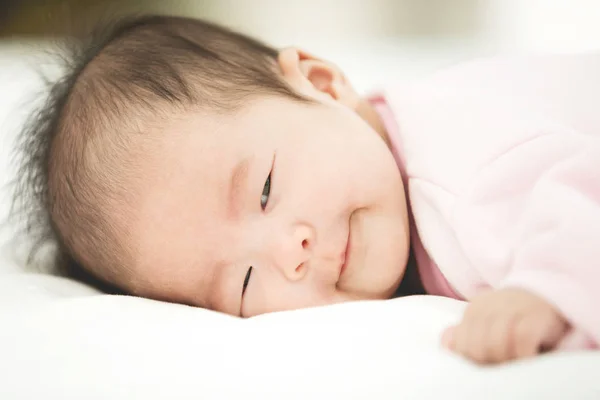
[0,40,599,400]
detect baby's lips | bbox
[441,326,456,348]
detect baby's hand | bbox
[441,288,569,364]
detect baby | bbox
[15,15,600,365]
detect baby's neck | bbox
[356,96,424,298]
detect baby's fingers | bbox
[486,314,516,363]
[512,316,547,359]
[443,316,489,363]
[513,312,568,358]
[443,314,516,364]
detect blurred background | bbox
[2,0,600,89]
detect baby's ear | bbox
[278,48,360,110]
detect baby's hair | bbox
[12,14,308,293]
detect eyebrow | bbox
[227,157,252,220]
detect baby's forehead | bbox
[140,106,272,174]
[132,116,238,234]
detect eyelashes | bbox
[242,157,274,303]
[260,173,271,210]
[242,266,253,296]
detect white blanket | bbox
[1,40,599,400]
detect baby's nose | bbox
[269,223,314,281]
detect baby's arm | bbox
[445,138,600,364]
[442,287,570,364]
[390,52,600,363]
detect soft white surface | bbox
[1,279,599,400]
[0,40,599,400]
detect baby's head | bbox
[19,15,410,316]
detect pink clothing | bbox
[371,96,463,300]
[371,53,600,349]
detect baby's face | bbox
[129,95,409,317]
[126,53,410,316]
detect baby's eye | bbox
[260,173,271,210]
[242,266,253,296]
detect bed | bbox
[1,40,599,400]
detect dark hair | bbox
[12,14,307,293]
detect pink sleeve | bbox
[500,139,600,349]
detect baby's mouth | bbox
[339,247,348,280]
[338,212,354,280]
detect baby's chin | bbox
[337,207,409,299]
